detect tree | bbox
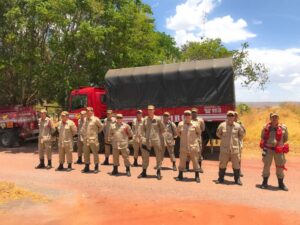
[181,38,269,89]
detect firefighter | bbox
[216,111,245,185]
[176,110,201,183]
[102,110,115,165]
[36,109,55,169]
[109,114,133,177]
[76,110,86,164]
[132,110,144,167]
[260,113,289,191]
[56,111,77,171]
[161,112,177,171]
[138,105,165,180]
[82,107,103,173]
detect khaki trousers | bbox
[178,149,200,172]
[112,147,131,167]
[141,140,162,170]
[219,151,240,169]
[83,143,99,165]
[38,141,52,160]
[262,149,286,179]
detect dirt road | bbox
[1,142,300,225]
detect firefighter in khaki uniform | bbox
[76,110,86,164]
[176,110,201,183]
[138,105,165,180]
[109,114,133,177]
[36,109,55,169]
[260,113,289,191]
[132,110,144,167]
[216,111,245,185]
[161,112,177,171]
[82,107,103,173]
[102,110,116,165]
[56,111,77,171]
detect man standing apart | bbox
[132,110,144,167]
[76,110,86,164]
[82,107,103,173]
[216,111,245,185]
[109,114,133,177]
[138,105,165,180]
[36,109,55,169]
[260,113,289,191]
[56,111,77,171]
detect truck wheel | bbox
[0,131,15,147]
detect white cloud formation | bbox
[166,0,256,46]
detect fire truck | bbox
[68,57,236,148]
[0,105,39,147]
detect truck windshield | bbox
[70,94,87,110]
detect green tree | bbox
[181,38,269,89]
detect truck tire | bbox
[0,131,16,147]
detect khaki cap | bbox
[227,110,235,116]
[61,111,69,116]
[137,110,143,114]
[116,114,123,118]
[148,105,155,110]
[40,109,47,113]
[80,110,87,115]
[163,112,170,116]
[86,107,94,111]
[191,108,198,113]
[184,110,192,115]
[270,112,279,118]
[107,109,113,114]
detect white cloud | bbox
[166,0,256,46]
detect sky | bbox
[143,0,300,102]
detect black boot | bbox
[67,163,72,171]
[82,164,90,173]
[172,162,177,171]
[278,178,288,191]
[133,158,138,167]
[35,159,46,169]
[102,157,109,165]
[46,160,52,169]
[216,168,226,184]
[111,166,118,175]
[76,156,83,164]
[157,169,162,180]
[56,163,64,171]
[199,160,204,173]
[138,169,147,178]
[260,177,269,189]
[94,163,99,173]
[186,161,190,171]
[176,171,183,181]
[126,166,131,177]
[234,169,242,185]
[195,171,200,183]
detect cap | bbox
[137,110,143,114]
[40,109,47,113]
[191,108,198,113]
[86,107,94,112]
[163,112,170,116]
[184,110,192,115]
[107,109,113,114]
[116,114,123,118]
[80,110,86,115]
[61,111,69,116]
[147,105,155,110]
[270,112,279,118]
[227,110,235,116]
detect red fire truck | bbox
[0,105,39,147]
[68,58,235,147]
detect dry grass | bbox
[0,182,50,205]
[239,103,300,155]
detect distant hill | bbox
[237,102,300,108]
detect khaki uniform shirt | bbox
[132,118,144,143]
[177,121,200,152]
[260,124,288,147]
[82,115,103,145]
[109,122,133,150]
[216,121,245,154]
[38,117,55,143]
[142,116,165,145]
[103,117,116,144]
[163,121,177,147]
[58,119,77,148]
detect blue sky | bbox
[143,0,300,102]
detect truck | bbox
[0,105,39,147]
[68,57,235,148]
